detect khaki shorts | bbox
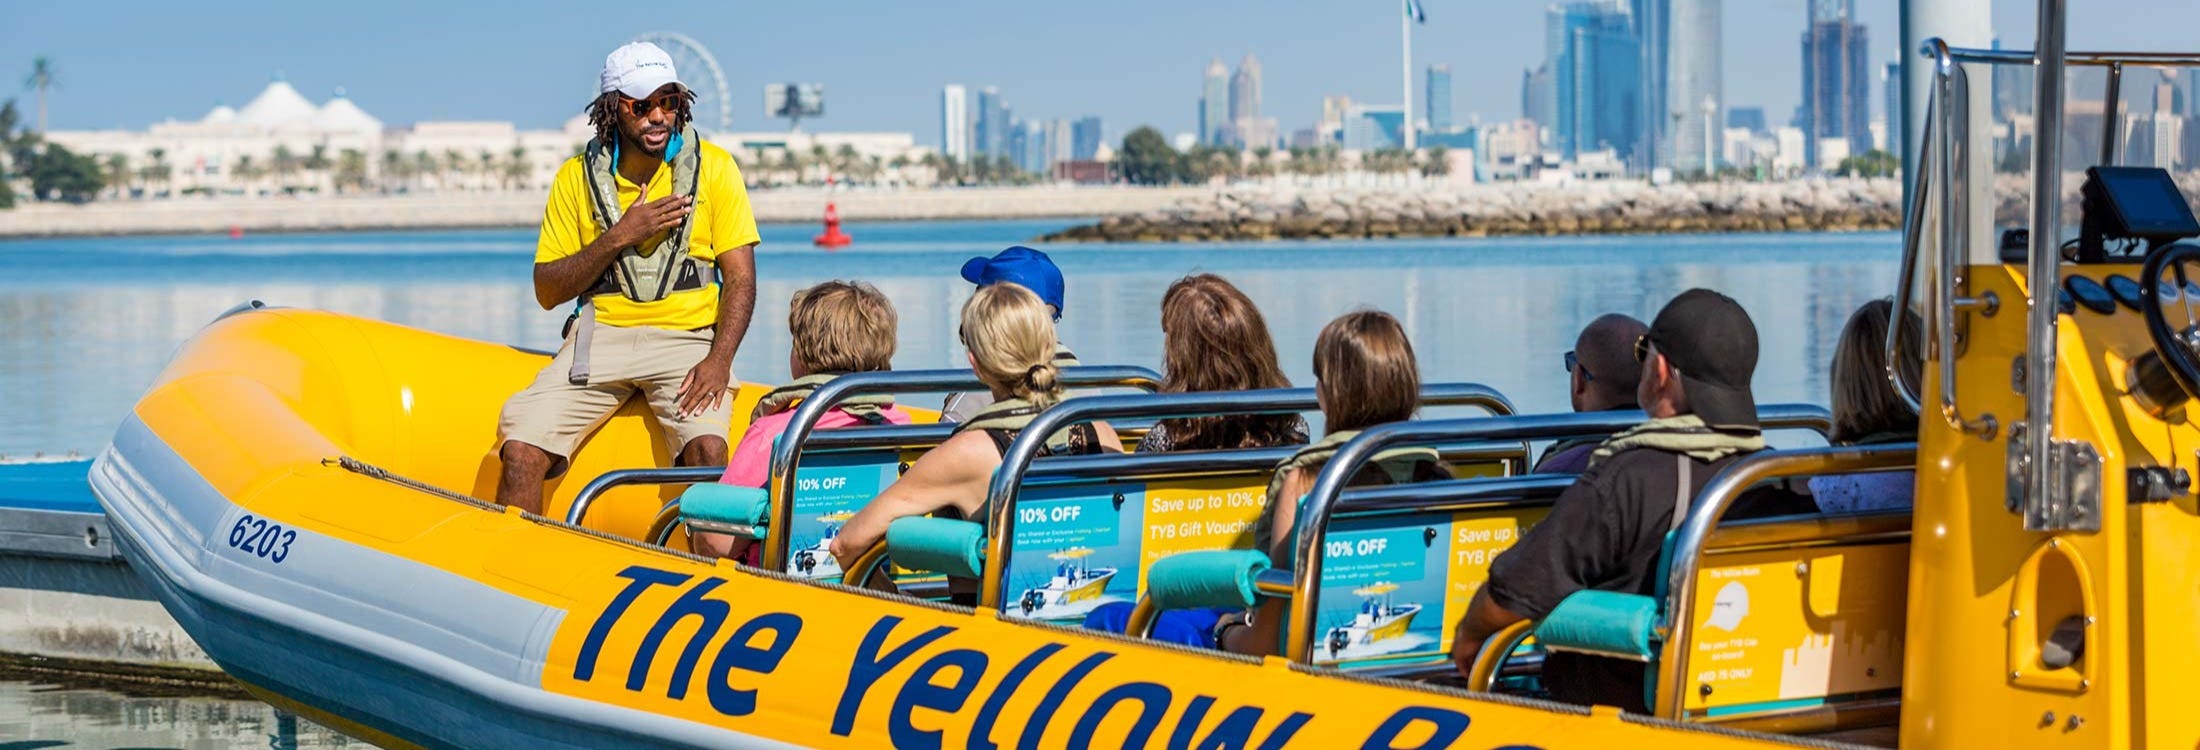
[498,323,736,474]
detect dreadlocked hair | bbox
[585,90,698,149]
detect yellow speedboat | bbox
[89,6,2200,747]
[91,306,1774,748]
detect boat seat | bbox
[676,484,768,538]
[1123,550,1273,638]
[1119,472,1553,675]
[884,516,987,579]
[1518,506,1911,731]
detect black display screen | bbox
[2092,167,2200,239]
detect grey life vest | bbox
[566,126,713,385]
[750,373,896,423]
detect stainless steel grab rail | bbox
[560,366,1161,535]
[2021,1,2069,531]
[1885,82,1933,415]
[1920,37,2001,440]
[1943,48,2200,67]
[1280,405,1834,662]
[1652,444,1916,719]
[1019,442,1528,483]
[563,466,729,529]
[758,366,1160,570]
[975,383,1517,609]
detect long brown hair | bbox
[961,282,1064,406]
[1152,274,1300,449]
[1313,310,1420,433]
[1829,298,1922,444]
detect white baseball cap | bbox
[599,42,686,99]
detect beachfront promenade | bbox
[0,186,1216,238]
[0,179,1910,239]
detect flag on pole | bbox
[1405,0,1427,23]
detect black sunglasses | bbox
[1634,333,1653,363]
[1564,350,1593,382]
[621,92,683,117]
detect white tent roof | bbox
[200,105,237,124]
[312,94,382,134]
[236,80,317,129]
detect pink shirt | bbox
[718,405,914,487]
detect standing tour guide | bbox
[494,41,762,514]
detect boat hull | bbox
[95,416,797,749]
[87,307,1794,748]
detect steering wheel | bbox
[2138,243,2200,404]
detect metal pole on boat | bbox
[1900,0,1992,226]
[1402,0,1416,152]
[2020,0,2067,525]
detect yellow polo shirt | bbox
[535,140,761,330]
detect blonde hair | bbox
[789,281,897,374]
[1313,310,1421,433]
[1829,298,1922,444]
[960,282,1063,406]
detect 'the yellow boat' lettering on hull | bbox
[548,563,1517,747]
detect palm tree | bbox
[141,147,170,196]
[914,152,942,185]
[833,144,860,177]
[379,149,404,192]
[270,144,297,192]
[807,144,829,183]
[504,145,529,191]
[443,149,466,189]
[101,153,130,198]
[302,144,332,192]
[23,57,54,133]
[475,150,495,191]
[1420,144,1451,178]
[232,154,262,194]
[412,151,435,190]
[335,148,367,193]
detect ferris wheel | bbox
[632,32,733,134]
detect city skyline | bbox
[6,1,2198,144]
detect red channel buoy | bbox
[228,224,244,239]
[813,200,851,249]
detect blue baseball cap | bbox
[960,246,1066,317]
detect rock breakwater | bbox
[1039,179,1903,243]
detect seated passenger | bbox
[1808,298,1921,513]
[1451,289,1813,712]
[941,246,1080,423]
[1214,310,1450,656]
[690,281,913,561]
[829,282,1121,581]
[1534,313,1649,474]
[1139,273,1309,453]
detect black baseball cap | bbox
[1646,289,1760,432]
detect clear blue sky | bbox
[5,1,2197,142]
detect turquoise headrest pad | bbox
[1145,550,1272,610]
[886,517,987,579]
[680,484,770,527]
[1534,590,1660,661]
